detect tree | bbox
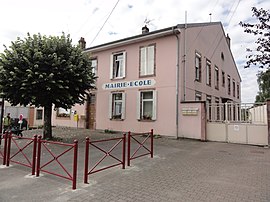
[0,33,96,139]
[255,69,270,102]
[240,7,270,69]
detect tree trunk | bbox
[43,104,52,139]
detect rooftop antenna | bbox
[144,18,151,25]
[209,13,212,22]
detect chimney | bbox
[78,37,86,49]
[226,34,230,48]
[142,25,149,34]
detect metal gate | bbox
[206,102,268,146]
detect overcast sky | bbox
[1,0,269,103]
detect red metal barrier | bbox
[84,134,126,184]
[6,133,37,175]
[36,136,78,190]
[0,133,8,165]
[127,129,153,166]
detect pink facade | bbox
[82,22,241,138]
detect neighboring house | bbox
[82,22,241,137]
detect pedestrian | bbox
[3,113,12,133]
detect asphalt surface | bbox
[0,127,270,202]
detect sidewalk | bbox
[1,128,270,202]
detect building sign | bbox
[103,79,156,90]
[182,108,199,116]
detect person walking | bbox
[3,113,12,133]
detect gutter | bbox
[173,27,181,139]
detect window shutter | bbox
[122,52,126,78]
[121,93,126,120]
[136,91,141,120]
[108,93,113,119]
[110,54,114,79]
[148,46,155,75]
[152,90,157,120]
[140,47,146,76]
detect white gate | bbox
[206,102,268,146]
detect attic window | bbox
[221,52,224,61]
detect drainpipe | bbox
[184,11,187,101]
[173,27,180,139]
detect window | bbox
[90,58,97,75]
[137,90,157,120]
[57,108,71,118]
[206,95,212,120]
[232,79,236,97]
[195,52,202,82]
[206,60,211,86]
[109,92,125,120]
[215,97,220,121]
[140,45,155,76]
[110,52,126,79]
[195,91,202,101]
[36,109,43,120]
[214,66,219,90]
[222,71,225,87]
[228,75,231,95]
[237,83,240,99]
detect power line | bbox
[89,0,120,46]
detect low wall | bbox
[179,101,206,140]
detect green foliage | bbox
[0,33,96,139]
[239,7,270,68]
[255,69,270,102]
[0,33,96,108]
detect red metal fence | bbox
[127,129,153,166]
[36,136,78,190]
[6,134,37,175]
[84,134,126,184]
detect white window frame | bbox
[140,45,155,76]
[206,60,211,86]
[232,79,236,97]
[110,52,126,79]
[109,92,125,120]
[90,58,97,75]
[228,75,231,95]
[195,91,202,101]
[57,108,71,118]
[36,109,43,120]
[195,52,202,82]
[214,66,219,90]
[137,90,157,121]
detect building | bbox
[7,22,240,137]
[82,22,241,137]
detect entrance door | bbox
[86,94,96,129]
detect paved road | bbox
[0,130,270,202]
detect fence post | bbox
[122,134,126,169]
[127,131,131,166]
[36,135,42,177]
[72,140,78,190]
[84,137,90,184]
[151,129,154,158]
[32,135,37,175]
[3,132,8,165]
[267,99,270,146]
[6,132,12,167]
